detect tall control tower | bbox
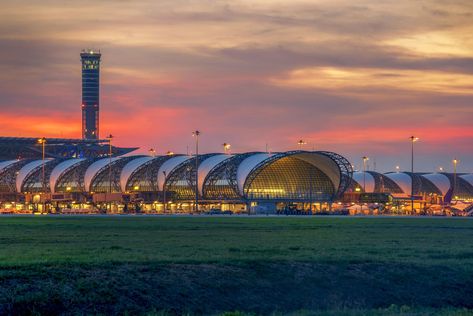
[80,49,101,139]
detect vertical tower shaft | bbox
[80,49,101,139]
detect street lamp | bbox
[453,158,459,200]
[395,165,400,173]
[106,134,113,212]
[297,139,306,150]
[409,136,419,213]
[362,156,369,192]
[37,137,46,212]
[192,130,200,212]
[162,170,167,213]
[223,143,231,154]
[149,148,156,157]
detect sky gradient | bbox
[0,0,472,172]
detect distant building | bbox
[0,137,137,160]
[80,49,101,139]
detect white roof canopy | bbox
[293,152,341,192]
[460,174,473,187]
[198,154,233,195]
[84,157,121,192]
[384,172,411,194]
[49,159,86,193]
[352,172,376,192]
[157,156,191,190]
[237,153,272,194]
[16,159,53,192]
[422,173,451,195]
[0,160,19,174]
[120,156,153,192]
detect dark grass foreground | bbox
[0,216,473,315]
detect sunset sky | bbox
[0,0,472,172]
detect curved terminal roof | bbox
[157,156,191,190]
[352,172,375,192]
[49,159,86,193]
[237,153,272,193]
[0,160,19,173]
[292,152,341,192]
[384,172,411,194]
[84,157,121,191]
[120,156,153,192]
[16,159,53,192]
[422,173,450,195]
[460,174,473,187]
[198,154,233,195]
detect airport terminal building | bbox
[0,150,353,213]
[347,171,473,212]
[1,50,471,215]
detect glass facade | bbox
[89,157,139,193]
[55,159,95,193]
[125,156,174,192]
[369,171,403,193]
[443,173,473,200]
[22,160,64,193]
[404,172,442,195]
[203,153,258,201]
[165,154,217,200]
[6,152,471,206]
[244,156,335,201]
[0,160,31,193]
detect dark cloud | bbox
[0,0,472,171]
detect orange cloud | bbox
[0,113,80,138]
[271,67,473,95]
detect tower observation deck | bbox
[80,49,101,139]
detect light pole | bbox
[409,136,419,213]
[37,137,46,212]
[162,170,167,213]
[395,165,400,173]
[297,139,306,150]
[192,130,200,212]
[107,134,113,212]
[223,143,231,154]
[453,158,459,201]
[149,148,156,157]
[362,156,369,192]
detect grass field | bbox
[1,216,473,315]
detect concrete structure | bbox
[80,49,101,139]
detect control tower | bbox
[80,49,101,139]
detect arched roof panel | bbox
[16,159,53,192]
[384,172,411,194]
[237,153,272,193]
[120,156,153,192]
[157,156,191,190]
[0,160,19,173]
[84,157,121,192]
[291,152,341,192]
[460,174,473,187]
[422,173,451,195]
[49,159,86,193]
[198,154,233,195]
[352,172,376,192]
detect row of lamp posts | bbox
[35,135,460,214]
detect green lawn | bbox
[1,216,473,315]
